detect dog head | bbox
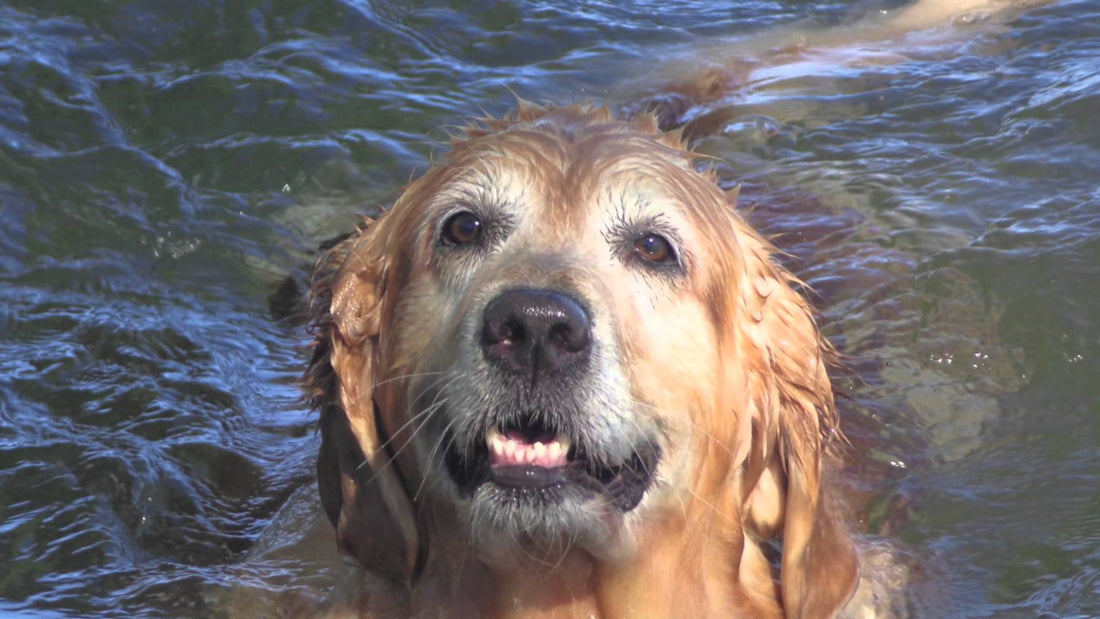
[307,104,856,616]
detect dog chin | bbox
[464,484,631,566]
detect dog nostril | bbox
[549,321,589,354]
[483,317,523,347]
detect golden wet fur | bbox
[305,103,859,617]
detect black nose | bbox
[480,288,591,380]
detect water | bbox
[1,0,1097,616]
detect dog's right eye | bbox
[441,211,483,246]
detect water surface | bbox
[1,0,1098,616]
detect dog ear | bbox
[779,452,859,618]
[733,225,859,618]
[306,217,419,586]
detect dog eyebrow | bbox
[601,205,694,275]
[435,175,518,212]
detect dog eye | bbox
[442,211,483,246]
[633,233,676,265]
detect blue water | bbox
[1,0,1098,616]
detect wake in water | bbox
[617,0,1052,136]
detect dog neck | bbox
[400,502,784,618]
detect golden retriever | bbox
[305,103,860,617]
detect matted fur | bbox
[305,102,858,617]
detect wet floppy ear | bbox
[306,218,419,586]
[734,228,858,618]
[780,453,858,618]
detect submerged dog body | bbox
[306,104,858,617]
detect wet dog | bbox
[306,104,856,617]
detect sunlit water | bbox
[0,1,1097,616]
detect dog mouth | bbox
[444,414,659,512]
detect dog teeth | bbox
[556,434,572,456]
[484,425,572,468]
[487,425,506,459]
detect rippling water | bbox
[1,0,1097,616]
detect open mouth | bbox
[445,414,659,512]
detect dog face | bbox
[398,110,741,562]
[308,104,857,616]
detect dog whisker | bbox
[357,397,447,473]
[628,396,736,460]
[413,414,460,502]
[372,370,449,391]
[359,383,457,482]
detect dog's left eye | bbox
[442,211,483,246]
[633,233,676,265]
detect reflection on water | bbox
[1,0,1098,616]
